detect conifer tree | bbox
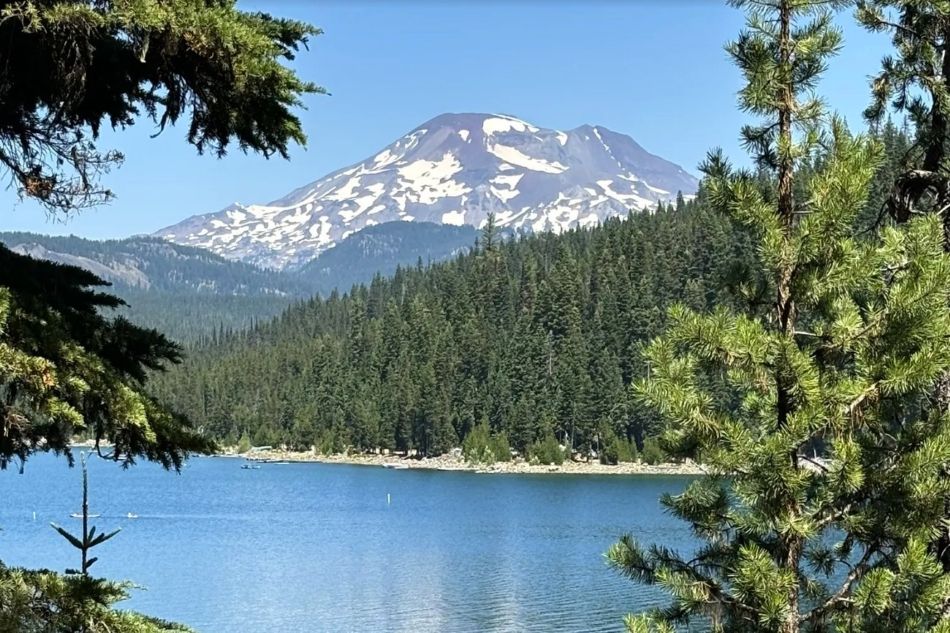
[607,1,950,632]
[0,249,213,470]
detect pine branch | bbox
[802,545,877,623]
[798,454,830,473]
[844,382,881,418]
[867,17,923,41]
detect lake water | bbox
[0,453,694,632]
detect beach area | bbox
[223,448,707,476]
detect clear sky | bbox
[2,0,889,239]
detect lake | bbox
[0,453,694,632]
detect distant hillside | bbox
[0,232,304,294]
[298,222,478,291]
[0,233,305,342]
[0,222,483,342]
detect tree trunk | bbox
[933,32,950,574]
[780,537,803,633]
[776,5,802,628]
[924,27,950,175]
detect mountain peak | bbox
[156,113,698,270]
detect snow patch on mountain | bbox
[482,115,539,136]
[486,142,568,174]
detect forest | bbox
[151,122,908,460]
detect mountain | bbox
[151,197,751,454]
[155,112,698,270]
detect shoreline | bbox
[219,449,707,476]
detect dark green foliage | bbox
[461,421,492,464]
[0,0,322,213]
[151,197,756,456]
[606,2,950,632]
[599,428,638,465]
[858,1,950,579]
[490,432,512,463]
[858,0,950,175]
[857,1,950,237]
[599,440,619,466]
[637,438,665,467]
[461,420,511,464]
[315,427,344,456]
[121,292,297,344]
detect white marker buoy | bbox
[387,493,391,505]
[32,511,36,521]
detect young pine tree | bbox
[608,2,950,632]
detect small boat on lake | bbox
[70,512,101,519]
[126,512,138,519]
[241,464,261,470]
[383,463,409,470]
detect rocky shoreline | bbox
[219,448,707,476]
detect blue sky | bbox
[2,1,888,239]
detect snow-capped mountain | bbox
[156,113,698,270]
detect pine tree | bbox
[607,2,950,632]
[0,249,214,470]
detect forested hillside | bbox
[152,196,753,453]
[152,122,909,457]
[297,221,477,292]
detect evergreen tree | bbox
[607,2,950,632]
[0,249,214,470]
[0,3,322,629]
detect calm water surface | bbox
[0,454,693,632]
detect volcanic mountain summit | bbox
[156,113,699,270]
